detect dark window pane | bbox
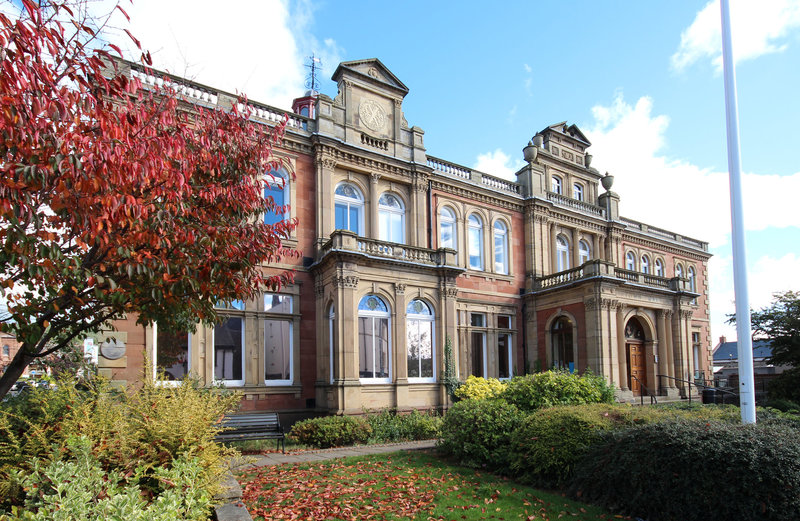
[215,317,243,381]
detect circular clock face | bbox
[359,99,386,132]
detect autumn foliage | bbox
[0,0,298,397]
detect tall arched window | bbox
[578,239,591,265]
[573,183,584,201]
[334,183,364,234]
[378,192,405,243]
[358,295,391,382]
[264,167,289,230]
[556,235,570,271]
[439,207,457,251]
[626,251,636,271]
[551,316,574,371]
[641,255,650,274]
[493,221,509,274]
[676,263,684,279]
[688,266,696,292]
[407,299,435,382]
[468,214,484,270]
[551,175,563,194]
[654,258,665,277]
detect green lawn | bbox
[239,450,626,520]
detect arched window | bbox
[654,258,665,277]
[641,255,650,274]
[468,214,484,270]
[573,183,584,201]
[688,266,696,292]
[358,295,391,382]
[676,263,684,279]
[439,207,457,251]
[626,251,636,271]
[578,239,591,265]
[264,167,289,230]
[551,175,563,194]
[334,183,364,234]
[407,299,435,381]
[493,221,509,274]
[378,192,405,243]
[551,317,574,371]
[556,235,570,272]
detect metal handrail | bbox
[657,374,739,404]
[631,375,658,406]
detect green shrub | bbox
[768,367,800,403]
[502,370,615,411]
[508,404,618,486]
[765,397,800,414]
[437,399,523,469]
[365,409,441,443]
[454,375,507,401]
[570,420,800,521]
[6,436,213,521]
[288,416,372,448]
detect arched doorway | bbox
[625,317,647,395]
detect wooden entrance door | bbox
[627,343,647,395]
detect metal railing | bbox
[631,375,658,406]
[657,374,739,405]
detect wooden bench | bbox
[214,412,285,453]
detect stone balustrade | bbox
[620,217,708,252]
[533,260,688,293]
[546,191,605,217]
[319,231,458,267]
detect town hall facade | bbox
[100,58,712,414]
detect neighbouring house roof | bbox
[713,339,774,362]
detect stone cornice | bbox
[621,233,711,261]
[430,179,524,213]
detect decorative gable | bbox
[332,58,409,97]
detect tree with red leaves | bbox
[0,0,298,398]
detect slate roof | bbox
[713,339,774,362]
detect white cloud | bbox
[102,0,342,109]
[585,93,800,342]
[672,0,800,71]
[473,149,525,180]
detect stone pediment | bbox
[540,122,591,146]
[332,58,409,98]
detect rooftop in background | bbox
[713,338,774,362]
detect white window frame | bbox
[378,192,405,243]
[573,183,584,201]
[626,251,636,271]
[641,255,650,274]
[358,295,392,384]
[578,239,591,265]
[493,220,509,275]
[264,167,289,227]
[334,182,364,235]
[655,258,665,277]
[212,316,245,387]
[551,175,563,194]
[152,323,191,387]
[556,235,570,272]
[676,263,684,279]
[497,314,513,380]
[406,299,436,383]
[470,313,487,378]
[440,206,457,251]
[468,214,484,270]
[263,293,294,386]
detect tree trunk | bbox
[0,345,38,400]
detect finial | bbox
[305,54,323,93]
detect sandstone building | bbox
[99,58,712,413]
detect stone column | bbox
[572,229,581,267]
[336,272,361,413]
[316,157,336,250]
[549,222,557,273]
[616,306,628,392]
[656,310,669,393]
[369,173,380,239]
[394,283,408,409]
[439,279,459,406]
[665,310,676,388]
[592,234,600,262]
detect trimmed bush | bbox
[502,370,614,411]
[437,399,522,469]
[570,420,800,521]
[288,415,372,448]
[768,367,800,403]
[508,404,618,486]
[454,375,507,401]
[365,409,441,443]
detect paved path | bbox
[232,439,437,470]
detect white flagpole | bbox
[720,0,756,423]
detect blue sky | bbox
[5,0,798,344]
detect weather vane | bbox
[305,54,322,93]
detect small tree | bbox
[748,291,800,367]
[0,1,299,399]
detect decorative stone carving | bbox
[680,309,694,320]
[395,283,406,294]
[100,339,126,360]
[334,275,359,288]
[358,99,386,132]
[314,280,325,296]
[584,297,598,311]
[441,287,459,299]
[370,172,381,183]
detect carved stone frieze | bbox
[680,309,694,320]
[334,275,359,288]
